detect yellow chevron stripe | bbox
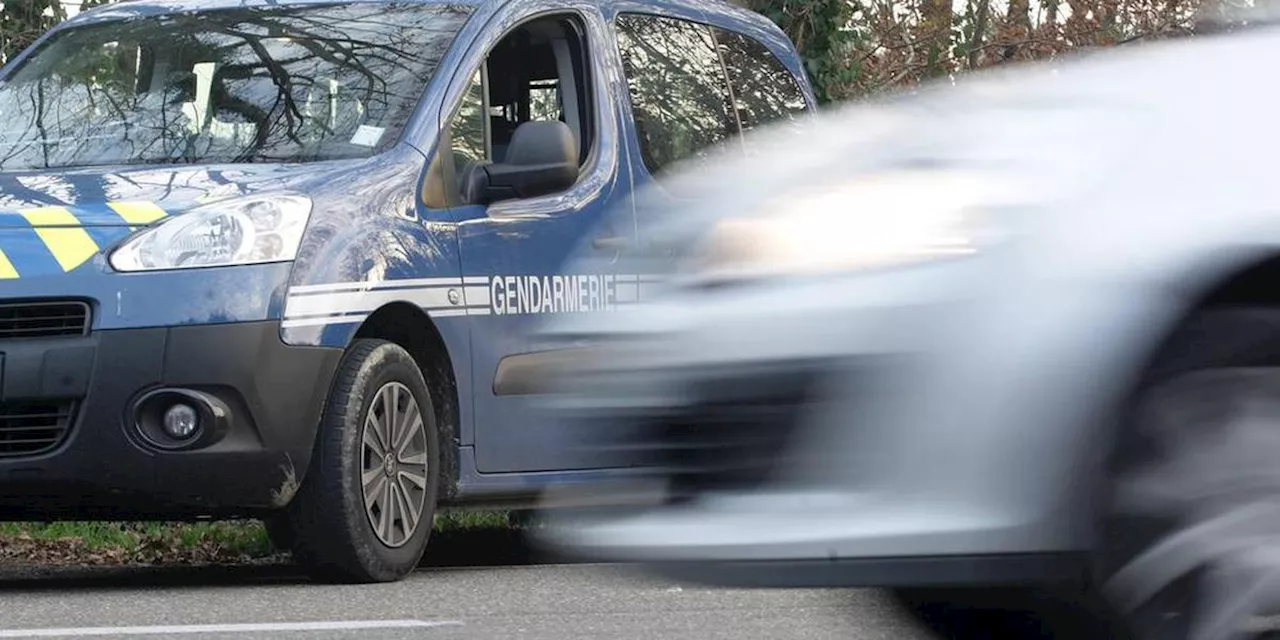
[21,206,99,272]
[0,249,17,279]
[108,201,167,225]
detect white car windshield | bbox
[0,1,473,170]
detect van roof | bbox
[69,0,762,21]
[71,0,489,22]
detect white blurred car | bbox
[524,22,1280,640]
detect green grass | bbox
[0,521,275,559]
[0,521,141,550]
[433,510,511,532]
[0,510,515,565]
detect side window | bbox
[714,29,809,135]
[441,15,594,206]
[613,13,737,178]
[451,68,488,176]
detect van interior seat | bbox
[485,18,587,165]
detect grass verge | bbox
[0,510,514,567]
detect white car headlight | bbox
[691,170,1008,281]
[109,194,312,272]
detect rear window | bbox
[613,13,811,179]
[0,2,473,170]
[613,13,737,178]
[713,28,809,136]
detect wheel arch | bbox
[1079,249,1280,545]
[351,302,463,502]
[1110,250,1280,405]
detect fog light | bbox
[163,404,200,439]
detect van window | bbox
[613,13,736,177]
[713,29,809,134]
[451,69,488,178]
[0,3,472,170]
[443,14,594,205]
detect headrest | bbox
[504,120,578,167]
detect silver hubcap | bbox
[360,381,429,548]
[1105,368,1280,639]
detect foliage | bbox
[1,0,113,64]
[744,0,1213,102]
[1,1,66,64]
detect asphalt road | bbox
[0,560,936,640]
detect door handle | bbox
[592,236,630,251]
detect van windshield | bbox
[0,2,472,170]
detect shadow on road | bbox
[889,586,1126,639]
[421,528,548,568]
[0,527,570,592]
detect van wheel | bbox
[286,338,440,583]
[1095,308,1280,639]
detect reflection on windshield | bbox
[0,2,472,170]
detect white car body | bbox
[526,24,1280,590]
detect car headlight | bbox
[691,170,1006,281]
[109,194,312,272]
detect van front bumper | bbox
[0,320,341,519]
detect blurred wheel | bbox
[1097,308,1280,639]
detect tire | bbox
[262,514,295,552]
[286,338,440,583]
[1093,307,1280,640]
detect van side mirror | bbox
[465,121,580,206]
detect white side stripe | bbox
[429,308,469,318]
[281,314,370,329]
[0,619,461,638]
[289,277,463,296]
[462,285,490,306]
[431,306,491,318]
[282,274,661,329]
[281,308,490,328]
[615,280,640,304]
[285,288,454,318]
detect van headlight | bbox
[691,170,1004,281]
[109,194,312,272]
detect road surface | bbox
[0,560,939,640]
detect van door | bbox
[437,7,636,473]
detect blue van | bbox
[0,0,815,581]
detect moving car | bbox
[0,0,814,582]
[528,22,1280,640]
